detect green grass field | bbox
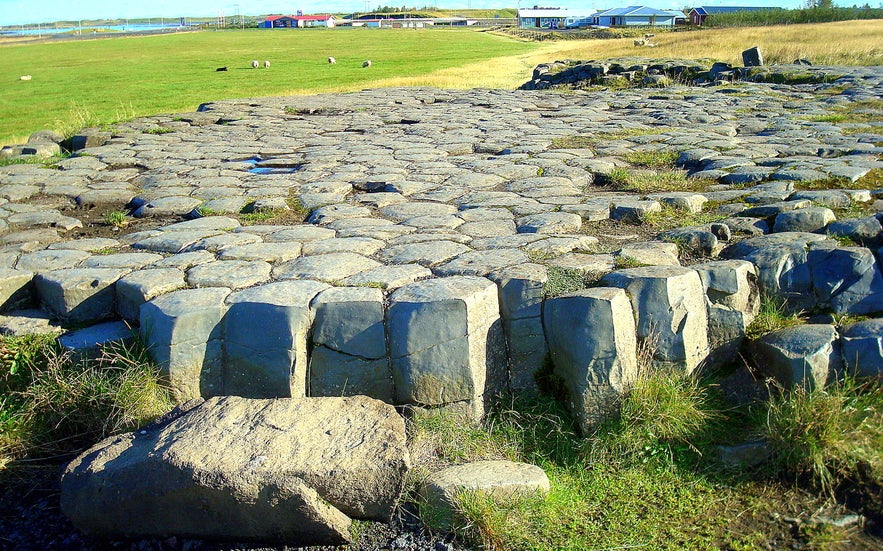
[0,29,535,145]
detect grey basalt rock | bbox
[772,206,836,234]
[602,265,709,373]
[808,244,883,315]
[827,216,882,246]
[274,252,381,283]
[0,268,34,311]
[721,232,827,311]
[515,212,582,234]
[750,324,842,389]
[61,395,410,544]
[387,276,506,419]
[840,319,883,379]
[544,287,638,432]
[224,280,329,399]
[187,260,272,290]
[115,268,186,322]
[488,264,548,395]
[617,241,680,267]
[309,287,393,402]
[140,287,231,401]
[35,268,127,323]
[58,321,134,357]
[433,249,529,278]
[694,260,760,368]
[16,249,90,272]
[420,460,549,530]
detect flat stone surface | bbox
[58,321,134,354]
[378,241,471,267]
[420,460,550,529]
[274,253,382,283]
[187,260,272,289]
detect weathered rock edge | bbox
[60,395,410,545]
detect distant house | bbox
[294,15,336,28]
[261,15,295,28]
[260,14,336,28]
[594,6,685,26]
[517,8,596,29]
[688,6,778,25]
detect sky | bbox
[0,0,809,27]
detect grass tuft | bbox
[103,209,128,227]
[763,377,883,495]
[0,335,173,464]
[542,266,599,297]
[745,295,805,340]
[623,150,679,170]
[601,168,713,194]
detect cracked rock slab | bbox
[61,395,410,544]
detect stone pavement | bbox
[0,62,881,420]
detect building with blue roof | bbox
[688,6,779,25]
[594,6,685,26]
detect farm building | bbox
[688,6,779,25]
[260,15,336,28]
[517,8,596,29]
[594,5,685,26]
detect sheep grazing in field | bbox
[251,60,259,69]
[644,33,655,39]
[215,67,228,72]
[633,39,646,47]
[328,56,336,64]
[362,60,372,68]
[19,75,32,81]
[263,60,270,69]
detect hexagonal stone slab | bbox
[602,265,709,373]
[433,249,529,277]
[217,242,302,263]
[187,260,271,290]
[387,276,506,419]
[274,253,381,283]
[544,287,637,432]
[224,281,329,399]
[115,268,187,322]
[378,241,471,268]
[840,319,883,379]
[140,287,231,401]
[750,324,842,389]
[515,212,582,234]
[35,268,127,323]
[339,264,433,290]
[309,287,392,403]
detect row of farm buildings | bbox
[259,6,776,30]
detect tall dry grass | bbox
[359,19,883,91]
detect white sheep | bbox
[263,60,270,69]
[362,60,372,68]
[251,60,259,69]
[328,56,336,64]
[19,75,32,81]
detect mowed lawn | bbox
[0,29,536,145]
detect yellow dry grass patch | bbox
[533,19,883,67]
[304,19,883,93]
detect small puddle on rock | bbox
[228,157,302,174]
[248,166,301,174]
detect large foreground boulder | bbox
[61,396,410,546]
